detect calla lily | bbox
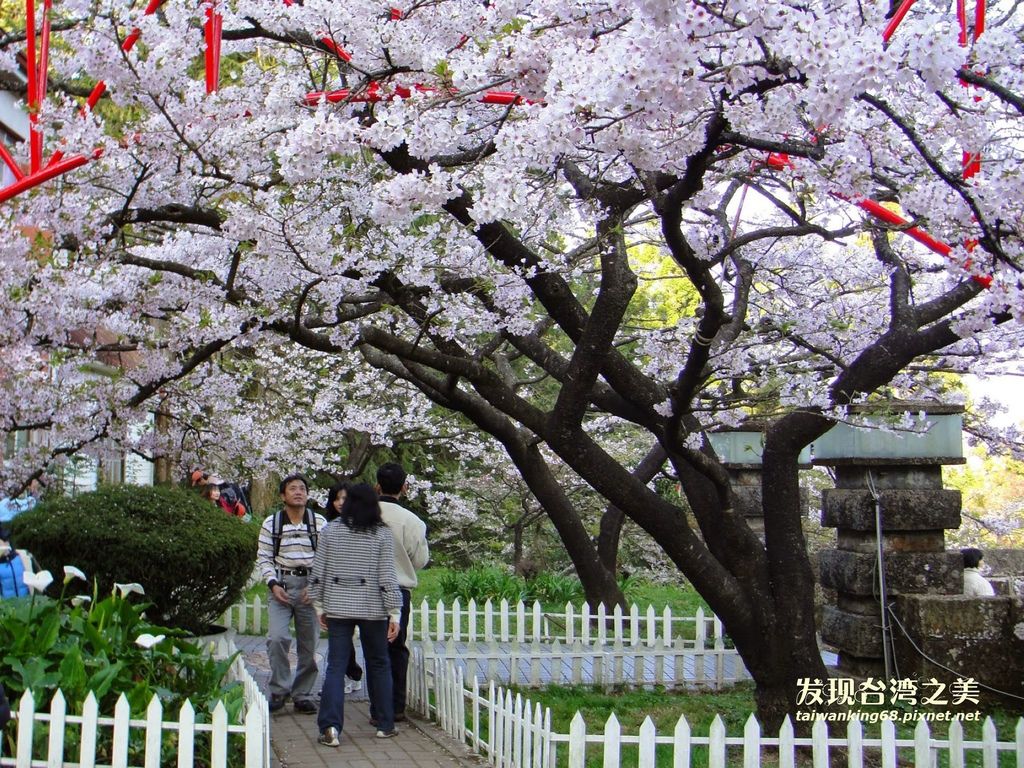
[115,582,146,598]
[23,569,54,593]
[71,595,92,607]
[63,565,87,583]
[135,633,165,649]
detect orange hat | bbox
[190,469,207,486]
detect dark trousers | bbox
[390,588,411,715]
[318,618,392,736]
[370,588,412,719]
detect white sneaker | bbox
[344,676,362,694]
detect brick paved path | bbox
[236,635,482,768]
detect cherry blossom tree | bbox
[2,0,1023,723]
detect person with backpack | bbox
[256,474,327,714]
[202,483,247,518]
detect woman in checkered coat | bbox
[309,482,403,746]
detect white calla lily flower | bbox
[63,565,87,583]
[135,633,165,649]
[23,569,54,593]
[71,595,92,607]
[115,582,146,598]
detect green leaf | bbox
[58,646,89,701]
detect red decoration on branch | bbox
[0,0,1000,293]
[0,0,93,203]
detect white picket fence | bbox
[222,597,728,649]
[413,657,1024,768]
[418,638,750,690]
[0,640,270,768]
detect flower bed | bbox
[0,566,268,767]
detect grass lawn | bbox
[412,566,711,614]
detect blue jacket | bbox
[0,551,27,598]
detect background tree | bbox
[2,0,1023,724]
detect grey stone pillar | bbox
[709,425,810,539]
[814,403,964,678]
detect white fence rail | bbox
[413,656,1024,768]
[223,597,727,648]
[0,640,270,768]
[418,638,750,690]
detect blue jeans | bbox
[318,618,393,735]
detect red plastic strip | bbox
[26,0,41,172]
[0,155,89,203]
[882,0,916,42]
[37,0,52,105]
[319,37,352,63]
[855,198,991,287]
[204,3,222,93]
[304,85,530,107]
[0,143,25,181]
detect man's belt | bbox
[277,567,309,576]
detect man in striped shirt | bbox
[257,474,327,714]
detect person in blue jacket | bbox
[0,538,32,598]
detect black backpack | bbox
[270,507,319,561]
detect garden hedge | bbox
[10,485,258,634]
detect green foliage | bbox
[0,584,244,763]
[622,579,710,615]
[436,565,588,605]
[10,485,258,634]
[625,240,700,330]
[526,571,585,604]
[438,565,526,602]
[945,446,1024,547]
[420,566,707,613]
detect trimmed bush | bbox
[10,485,258,634]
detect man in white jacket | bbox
[374,462,429,723]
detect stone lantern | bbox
[709,424,811,538]
[814,402,964,678]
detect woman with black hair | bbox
[323,481,350,522]
[309,482,402,746]
[323,481,363,692]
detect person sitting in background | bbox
[192,469,251,519]
[202,482,247,518]
[961,547,996,597]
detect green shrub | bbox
[435,565,585,605]
[437,565,526,603]
[10,485,258,634]
[524,571,584,604]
